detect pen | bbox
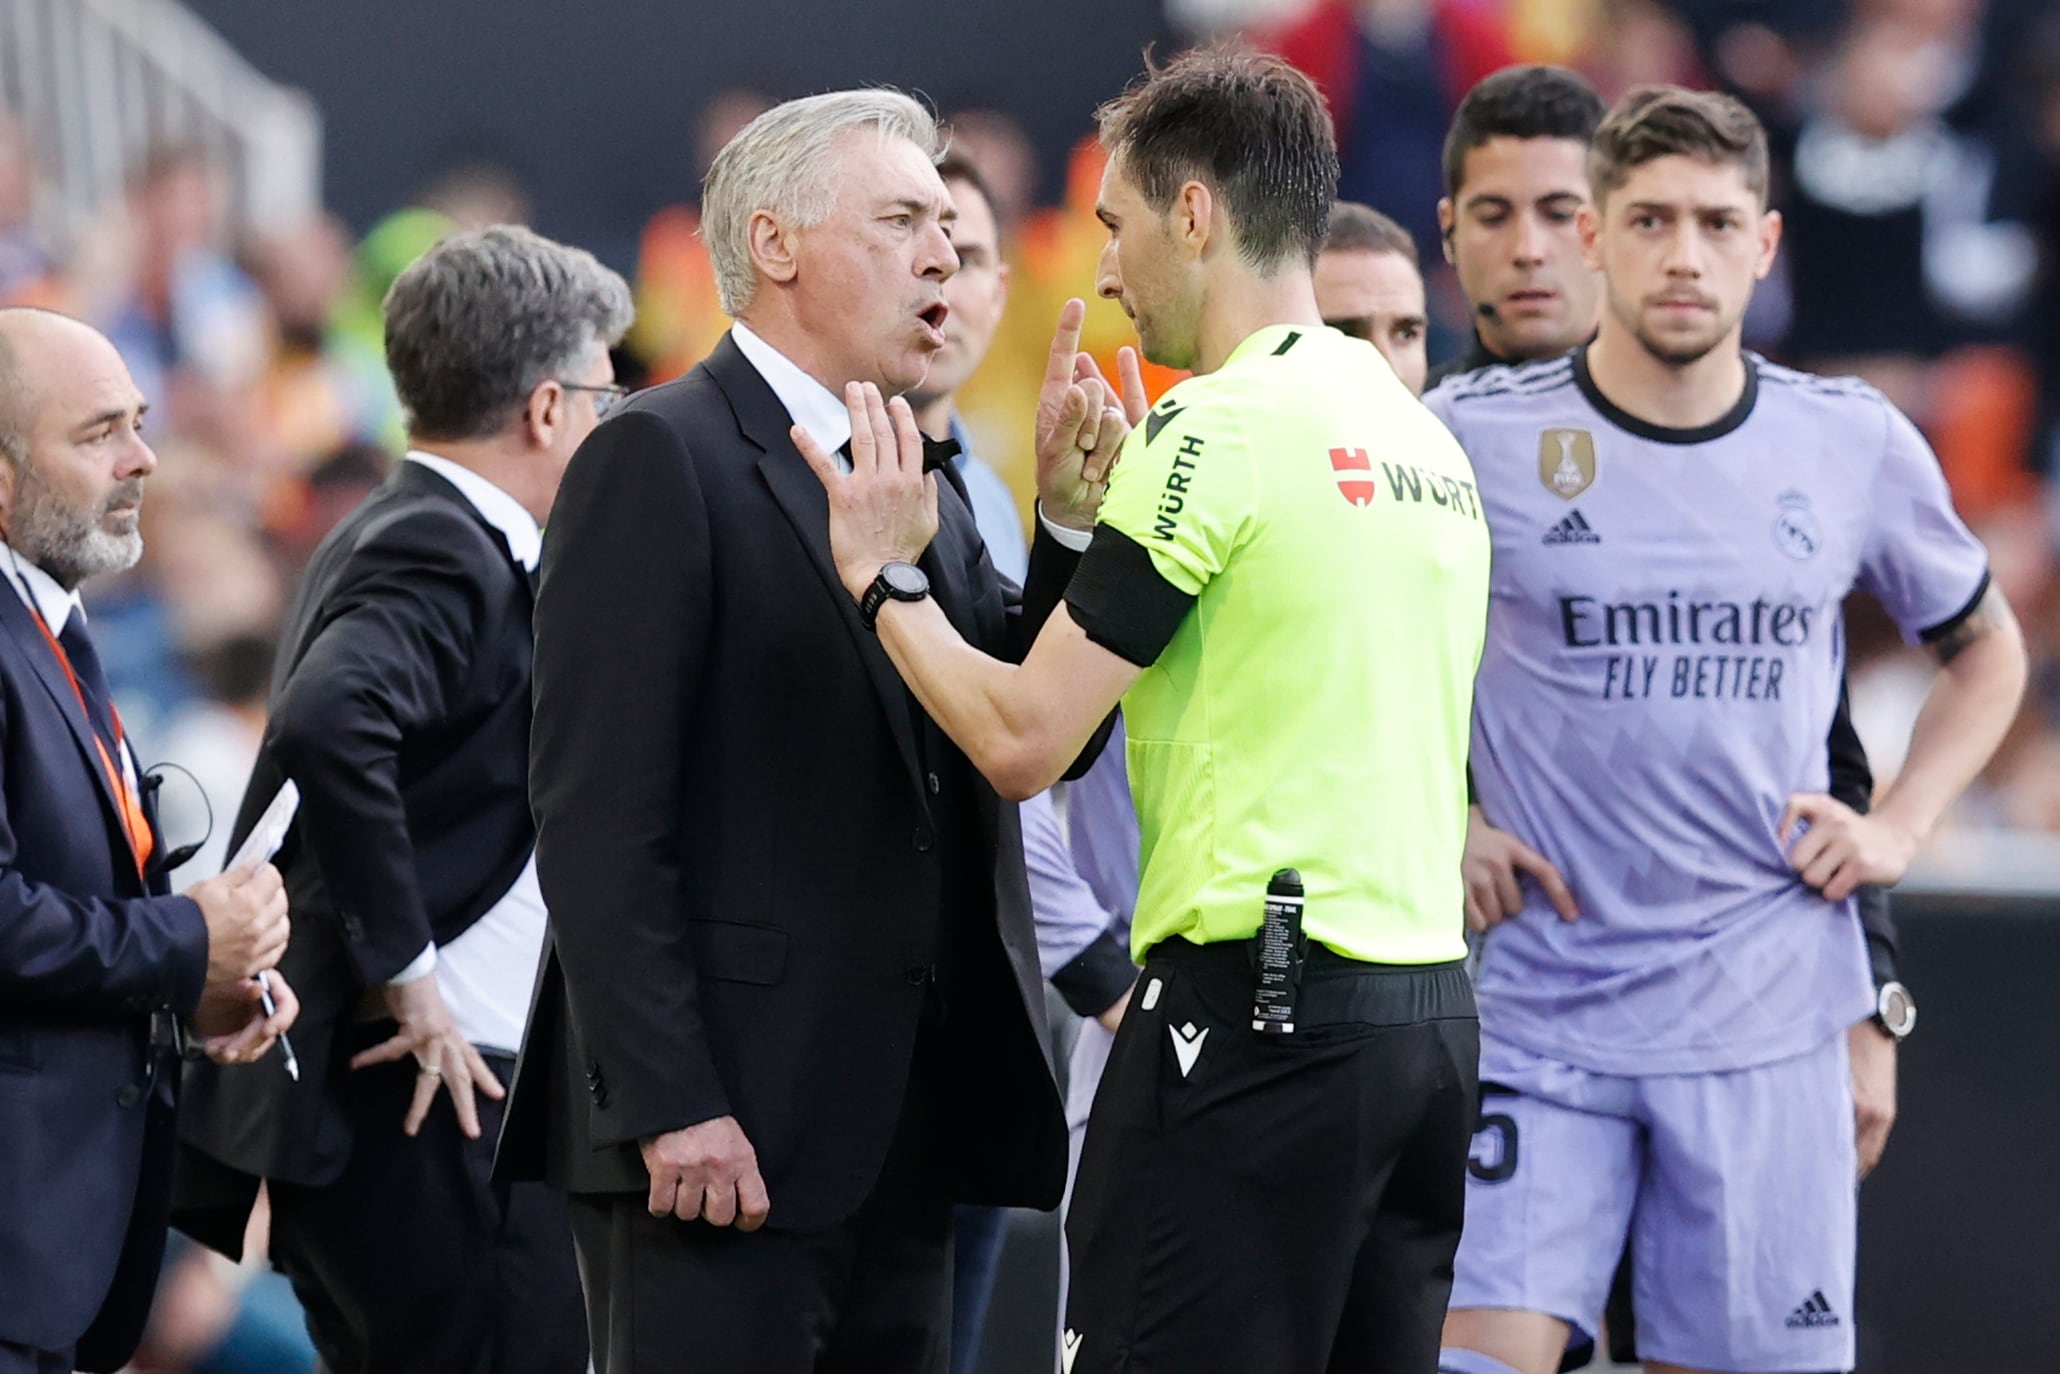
[256,971,301,1082]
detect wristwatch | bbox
[1872,980,1916,1041]
[859,561,930,631]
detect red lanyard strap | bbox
[23,603,152,878]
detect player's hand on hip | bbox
[1847,1018,1898,1180]
[641,1116,771,1231]
[1097,979,1135,1034]
[1463,805,1579,932]
[795,382,940,601]
[1778,794,1918,902]
[1034,299,1133,532]
[349,973,504,1139]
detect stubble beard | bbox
[10,464,143,591]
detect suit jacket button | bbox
[116,1085,142,1109]
[906,965,932,986]
[926,771,941,795]
[912,827,933,852]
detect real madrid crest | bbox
[1538,428,1596,500]
[1772,490,1822,560]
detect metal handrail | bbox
[0,0,320,253]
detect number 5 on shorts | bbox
[1468,1084,1519,1184]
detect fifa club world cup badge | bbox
[1772,491,1823,560]
[1538,428,1596,500]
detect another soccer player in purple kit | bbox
[1430,87,2027,1374]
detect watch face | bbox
[1879,983,1916,1036]
[882,562,929,597]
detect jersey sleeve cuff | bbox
[1918,568,1991,645]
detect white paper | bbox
[225,780,299,873]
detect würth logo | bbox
[1785,1291,1841,1330]
[1331,447,1376,506]
[1542,510,1601,545]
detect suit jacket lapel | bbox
[0,588,132,860]
[708,336,931,806]
[390,461,536,596]
[920,478,982,645]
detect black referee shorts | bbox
[1063,938,1478,1374]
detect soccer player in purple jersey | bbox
[1428,87,2027,1374]
[1432,66,1910,1209]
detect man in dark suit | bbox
[497,89,1125,1372]
[173,227,630,1374]
[0,307,293,1374]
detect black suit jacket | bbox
[0,583,206,1367]
[496,334,1076,1228]
[174,462,538,1253]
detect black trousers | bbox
[1065,940,1480,1374]
[267,1036,588,1374]
[568,1047,953,1374]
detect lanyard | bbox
[19,591,152,879]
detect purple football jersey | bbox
[1425,348,1989,1074]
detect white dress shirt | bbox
[732,321,854,466]
[387,452,547,1057]
[729,321,1090,549]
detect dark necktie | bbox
[58,615,119,750]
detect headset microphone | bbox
[1476,300,1500,321]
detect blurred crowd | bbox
[4,0,2057,850]
[0,2,2056,1358]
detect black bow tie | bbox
[837,434,964,473]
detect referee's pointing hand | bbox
[1035,299,1144,532]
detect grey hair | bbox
[701,88,942,317]
[383,224,634,442]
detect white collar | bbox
[731,321,854,458]
[0,540,84,635]
[401,451,543,572]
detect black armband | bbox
[1065,527,1197,668]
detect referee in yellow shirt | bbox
[796,45,1490,1374]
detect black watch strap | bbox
[859,562,929,631]
[858,578,892,631]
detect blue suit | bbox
[0,579,207,1370]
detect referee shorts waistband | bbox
[1143,938,1476,1028]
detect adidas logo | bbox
[1785,1290,1841,1330]
[1542,509,1601,545]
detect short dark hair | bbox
[1323,202,1419,267]
[935,148,1002,230]
[1442,65,1606,197]
[1589,85,1770,206]
[1096,43,1338,272]
[383,224,633,442]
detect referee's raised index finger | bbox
[1044,299,1088,389]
